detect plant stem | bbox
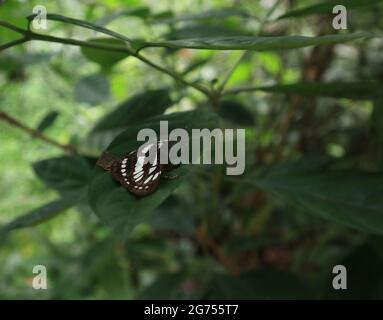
[0,111,76,153]
[0,20,28,34]
[0,37,29,52]
[133,52,211,98]
[218,51,250,94]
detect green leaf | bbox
[372,98,383,167]
[36,111,59,132]
[219,100,254,126]
[92,89,172,132]
[144,32,373,51]
[255,81,383,100]
[40,14,131,42]
[81,38,129,68]
[75,74,110,105]
[148,196,196,234]
[278,0,380,20]
[88,110,219,234]
[204,269,313,299]
[33,156,92,196]
[0,196,81,236]
[165,23,250,39]
[152,8,250,24]
[255,168,383,235]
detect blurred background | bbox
[1,0,383,299]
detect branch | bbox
[223,86,260,95]
[0,111,76,153]
[0,37,29,52]
[0,20,28,34]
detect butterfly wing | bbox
[111,143,163,196]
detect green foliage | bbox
[1,0,383,300]
[145,32,373,51]
[204,270,313,299]
[256,166,383,235]
[92,89,172,132]
[278,0,380,20]
[36,111,59,132]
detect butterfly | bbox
[97,140,179,196]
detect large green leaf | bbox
[33,155,92,196]
[81,38,129,68]
[88,109,219,234]
[255,81,383,100]
[143,32,373,51]
[204,269,313,299]
[278,0,380,20]
[0,196,82,236]
[41,14,131,42]
[255,168,383,235]
[92,89,172,132]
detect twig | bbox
[0,37,29,52]
[0,20,28,34]
[0,18,212,99]
[0,111,76,153]
[217,51,250,94]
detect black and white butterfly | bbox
[105,140,179,196]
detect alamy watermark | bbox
[32,265,47,290]
[137,121,246,176]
